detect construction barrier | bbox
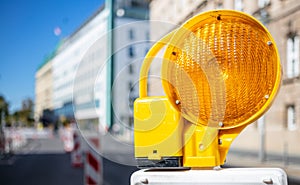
[70,130,103,185]
[70,130,83,167]
[61,127,74,152]
[84,133,103,185]
[4,128,27,153]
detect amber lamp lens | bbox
[162,10,281,129]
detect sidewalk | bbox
[226,149,300,183]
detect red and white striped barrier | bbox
[3,128,27,152]
[84,134,103,185]
[71,131,83,167]
[61,127,74,152]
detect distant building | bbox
[35,1,150,137]
[34,6,108,129]
[149,0,300,159]
[50,6,108,131]
[35,59,53,122]
[112,2,149,139]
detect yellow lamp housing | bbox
[134,10,281,168]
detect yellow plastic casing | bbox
[134,96,183,160]
[183,125,220,167]
[134,10,281,168]
[182,124,247,167]
[160,10,281,168]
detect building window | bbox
[215,0,223,9]
[129,29,134,40]
[258,0,270,8]
[287,35,300,78]
[95,99,100,108]
[287,105,296,131]
[129,96,134,111]
[145,47,149,56]
[146,31,150,40]
[129,64,134,74]
[128,116,134,126]
[128,82,137,111]
[128,46,135,58]
[128,81,133,91]
[234,0,243,11]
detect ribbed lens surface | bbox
[162,12,280,129]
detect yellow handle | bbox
[139,30,176,97]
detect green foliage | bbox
[15,98,34,127]
[0,95,10,126]
[0,96,35,127]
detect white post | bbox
[258,116,265,162]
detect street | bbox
[0,153,83,185]
[0,130,138,185]
[1,129,300,185]
[0,153,137,185]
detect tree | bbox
[22,98,34,111]
[0,96,9,154]
[21,98,34,127]
[12,98,34,127]
[0,95,10,127]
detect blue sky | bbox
[0,0,104,112]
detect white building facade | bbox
[35,59,53,121]
[51,6,108,130]
[36,1,150,135]
[112,15,149,138]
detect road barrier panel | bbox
[83,132,103,185]
[71,130,84,167]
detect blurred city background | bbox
[0,0,300,184]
